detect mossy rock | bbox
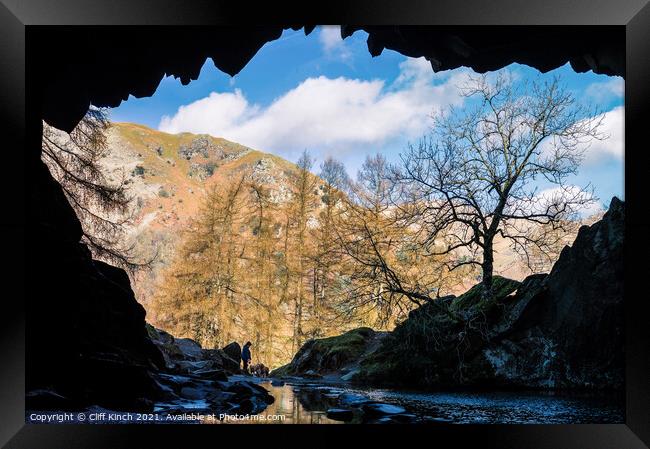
[277,327,376,376]
[449,276,520,313]
[269,363,292,378]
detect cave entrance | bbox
[37,26,625,371]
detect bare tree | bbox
[394,73,605,299]
[41,108,145,270]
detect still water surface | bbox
[232,380,624,424]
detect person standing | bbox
[241,341,252,374]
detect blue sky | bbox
[109,26,624,213]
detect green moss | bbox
[269,363,292,378]
[450,276,520,312]
[313,327,372,354]
[274,328,375,377]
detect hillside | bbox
[101,123,312,308]
[97,122,599,367]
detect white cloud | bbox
[584,78,624,103]
[158,58,471,162]
[510,185,602,219]
[538,106,624,166]
[582,106,624,164]
[318,25,351,61]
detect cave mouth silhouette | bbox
[33,26,624,134]
[26,25,625,413]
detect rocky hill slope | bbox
[100,123,308,308]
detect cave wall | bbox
[33,26,624,134]
[27,26,624,406]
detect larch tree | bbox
[286,150,318,352]
[334,154,460,327]
[313,156,350,331]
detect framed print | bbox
[1,0,648,447]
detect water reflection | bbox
[211,379,624,425]
[255,382,343,424]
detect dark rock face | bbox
[222,342,242,366]
[27,160,167,411]
[471,197,625,389]
[359,198,624,390]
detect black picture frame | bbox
[1,1,648,447]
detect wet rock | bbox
[175,360,213,374]
[194,369,228,382]
[179,387,204,400]
[424,417,454,424]
[226,381,274,405]
[323,392,342,399]
[341,369,360,381]
[206,390,236,403]
[271,380,285,387]
[338,393,372,407]
[374,416,397,424]
[387,413,417,423]
[362,403,407,416]
[326,408,354,421]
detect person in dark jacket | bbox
[241,341,252,374]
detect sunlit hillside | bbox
[97,122,601,367]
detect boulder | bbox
[303,370,323,379]
[386,413,418,423]
[179,387,204,400]
[338,393,372,407]
[467,197,625,389]
[146,327,241,376]
[222,342,242,365]
[202,348,241,374]
[194,368,229,382]
[174,338,204,360]
[222,381,275,414]
[341,369,360,381]
[362,403,407,416]
[270,328,385,378]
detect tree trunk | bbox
[481,237,494,300]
